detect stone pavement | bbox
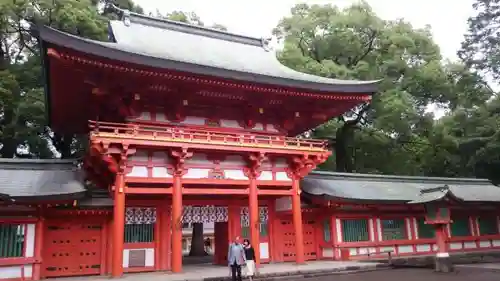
[56,261,387,281]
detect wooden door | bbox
[278,217,317,262]
[213,221,229,265]
[42,219,103,278]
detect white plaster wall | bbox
[479,241,492,248]
[372,219,379,241]
[224,170,247,180]
[0,265,32,279]
[152,167,171,178]
[182,116,206,125]
[123,248,155,268]
[25,223,35,258]
[127,166,148,177]
[416,244,431,252]
[464,242,476,249]
[184,168,211,179]
[336,219,342,243]
[257,171,273,180]
[413,218,419,239]
[322,247,334,258]
[275,172,291,181]
[449,242,462,250]
[220,119,242,128]
[398,245,414,253]
[405,218,413,240]
[259,242,269,259]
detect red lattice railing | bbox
[88,121,329,152]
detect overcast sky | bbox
[137,0,476,61]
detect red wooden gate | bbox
[214,221,229,265]
[42,219,103,278]
[279,218,317,262]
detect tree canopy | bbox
[0,0,498,182]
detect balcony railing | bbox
[89,121,329,152]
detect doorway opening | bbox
[181,205,229,266]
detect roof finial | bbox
[261,37,272,52]
[122,9,131,27]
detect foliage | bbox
[0,0,222,159]
[274,2,493,177]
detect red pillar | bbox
[292,177,305,264]
[159,201,171,270]
[171,175,183,273]
[32,216,44,280]
[249,176,260,265]
[435,224,448,256]
[111,172,125,278]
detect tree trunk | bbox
[188,223,207,256]
[334,124,355,173]
[0,138,17,158]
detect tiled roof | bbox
[302,171,500,203]
[33,7,380,94]
[0,159,86,202]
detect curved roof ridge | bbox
[111,4,266,47]
[308,170,492,184]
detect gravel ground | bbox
[303,267,500,281]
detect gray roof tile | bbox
[34,8,380,94]
[0,159,86,201]
[302,171,500,203]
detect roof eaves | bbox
[308,170,492,185]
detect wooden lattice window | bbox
[341,219,369,242]
[0,224,25,258]
[125,224,154,243]
[125,207,156,243]
[323,219,331,242]
[241,222,268,238]
[416,218,435,239]
[450,217,471,237]
[478,216,499,235]
[381,219,406,240]
[241,207,268,238]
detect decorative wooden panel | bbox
[42,220,102,278]
[279,219,316,262]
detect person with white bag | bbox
[243,239,256,280]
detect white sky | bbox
[137,0,476,61]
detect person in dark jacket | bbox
[243,239,256,280]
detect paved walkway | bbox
[308,266,500,281]
[56,261,385,281]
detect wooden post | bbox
[111,172,125,278]
[32,214,44,280]
[249,176,260,265]
[292,177,305,264]
[435,224,448,256]
[159,201,170,270]
[171,174,183,273]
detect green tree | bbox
[456,0,500,182]
[274,2,491,174]
[0,0,224,159]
